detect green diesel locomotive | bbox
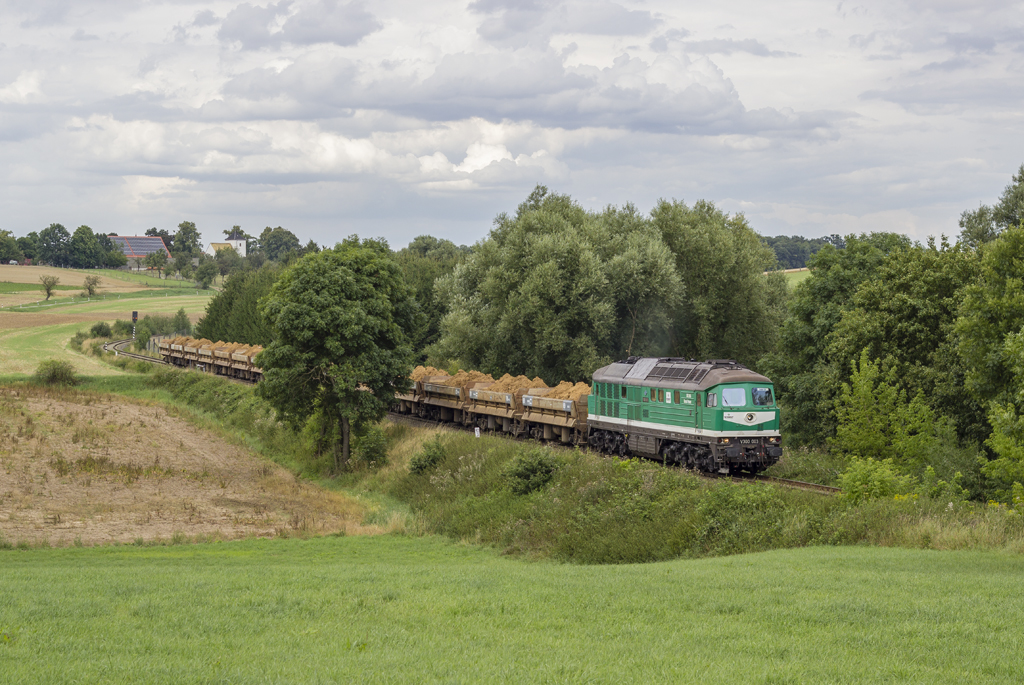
[587,357,782,474]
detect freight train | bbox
[395,356,782,475]
[157,339,782,474]
[158,338,264,382]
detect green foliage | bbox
[838,458,915,504]
[919,466,970,503]
[0,229,24,263]
[761,232,916,445]
[70,225,101,269]
[214,245,242,277]
[170,308,192,336]
[38,223,71,266]
[256,236,417,469]
[195,263,280,345]
[112,319,132,338]
[354,424,388,468]
[762,234,836,269]
[39,275,59,300]
[69,331,88,350]
[408,435,447,474]
[827,239,984,442]
[34,359,79,386]
[957,224,1024,404]
[258,226,301,262]
[173,220,202,257]
[431,186,683,381]
[958,164,1024,247]
[652,198,788,365]
[144,249,168,277]
[394,235,469,352]
[82,274,101,297]
[502,449,560,495]
[89,321,112,338]
[133,323,152,351]
[831,351,956,473]
[194,259,218,289]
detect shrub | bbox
[112,320,132,338]
[34,359,79,386]
[133,323,152,352]
[838,457,915,504]
[89,321,112,338]
[354,425,388,468]
[409,436,447,474]
[69,331,88,351]
[503,449,560,495]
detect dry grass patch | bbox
[0,385,385,546]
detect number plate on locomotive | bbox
[738,439,757,445]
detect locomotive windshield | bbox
[752,387,774,406]
[721,388,746,406]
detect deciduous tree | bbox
[40,275,59,300]
[256,236,416,469]
[38,223,71,266]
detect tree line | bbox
[182,165,1024,505]
[0,220,319,291]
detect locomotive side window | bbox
[621,385,627,399]
[722,388,746,406]
[658,389,664,402]
[697,394,702,407]
[752,387,774,406]
[674,391,681,404]
[707,393,717,407]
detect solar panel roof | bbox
[109,236,171,258]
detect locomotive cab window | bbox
[707,393,717,408]
[722,388,746,407]
[752,387,774,406]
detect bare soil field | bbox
[0,385,383,546]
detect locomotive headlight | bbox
[720,438,730,444]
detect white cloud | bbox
[0,71,43,104]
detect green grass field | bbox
[77,268,192,288]
[0,294,212,375]
[2,287,212,312]
[1,537,1021,684]
[784,269,811,288]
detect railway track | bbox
[388,412,840,495]
[102,338,169,365]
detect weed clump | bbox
[34,359,79,387]
[503,449,560,495]
[409,436,447,474]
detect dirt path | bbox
[0,386,386,546]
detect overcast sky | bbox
[1,0,1022,248]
